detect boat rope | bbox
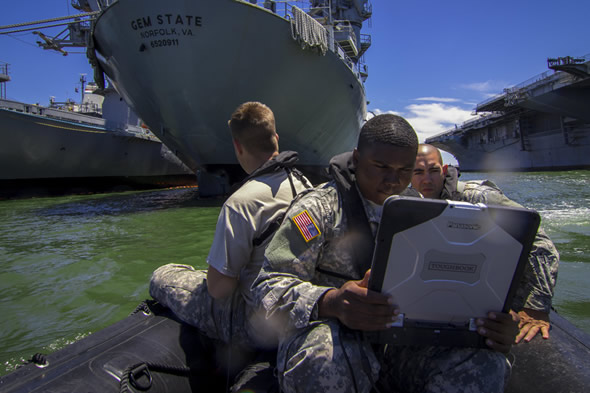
[0,12,99,31]
[130,300,154,316]
[26,353,49,368]
[119,362,192,393]
[16,352,49,370]
[289,6,328,55]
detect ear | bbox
[353,148,360,165]
[233,139,243,155]
[443,164,448,175]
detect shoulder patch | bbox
[292,210,321,242]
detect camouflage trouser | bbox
[377,345,509,393]
[149,263,277,350]
[277,320,381,393]
[278,320,509,393]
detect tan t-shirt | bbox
[207,169,309,304]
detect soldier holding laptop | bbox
[252,114,519,393]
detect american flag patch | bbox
[292,210,321,242]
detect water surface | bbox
[1,171,589,375]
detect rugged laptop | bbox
[368,196,540,347]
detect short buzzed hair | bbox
[417,144,443,165]
[358,114,419,152]
[228,102,278,155]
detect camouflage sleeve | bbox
[252,187,337,332]
[512,227,559,313]
[460,181,560,313]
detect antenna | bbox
[79,74,87,103]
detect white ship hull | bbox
[91,0,367,177]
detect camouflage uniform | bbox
[253,153,508,393]
[441,167,559,314]
[150,264,261,347]
[150,151,311,350]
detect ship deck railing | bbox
[267,1,369,81]
[0,98,105,127]
[477,53,590,110]
[426,113,505,141]
[504,70,555,95]
[0,98,160,141]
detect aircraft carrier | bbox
[427,55,590,172]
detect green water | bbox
[0,188,221,375]
[1,171,589,376]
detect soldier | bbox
[149,102,311,361]
[411,143,559,343]
[252,114,519,393]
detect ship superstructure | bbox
[427,55,590,171]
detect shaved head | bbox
[417,144,443,165]
[412,144,446,198]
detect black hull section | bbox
[1,301,589,392]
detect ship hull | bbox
[91,0,366,175]
[428,116,590,172]
[0,106,195,197]
[430,58,590,172]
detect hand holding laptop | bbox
[318,269,400,331]
[475,311,520,353]
[317,265,520,351]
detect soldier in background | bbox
[411,143,559,343]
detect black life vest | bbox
[321,152,421,280]
[242,151,312,247]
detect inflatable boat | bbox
[1,300,589,392]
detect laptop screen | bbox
[367,196,540,346]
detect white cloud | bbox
[459,80,507,94]
[369,102,474,165]
[371,100,477,141]
[459,81,494,92]
[415,97,460,103]
[405,103,476,141]
[483,92,503,99]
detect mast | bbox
[0,61,9,99]
[79,74,87,104]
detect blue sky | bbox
[2,0,589,163]
[364,0,590,143]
